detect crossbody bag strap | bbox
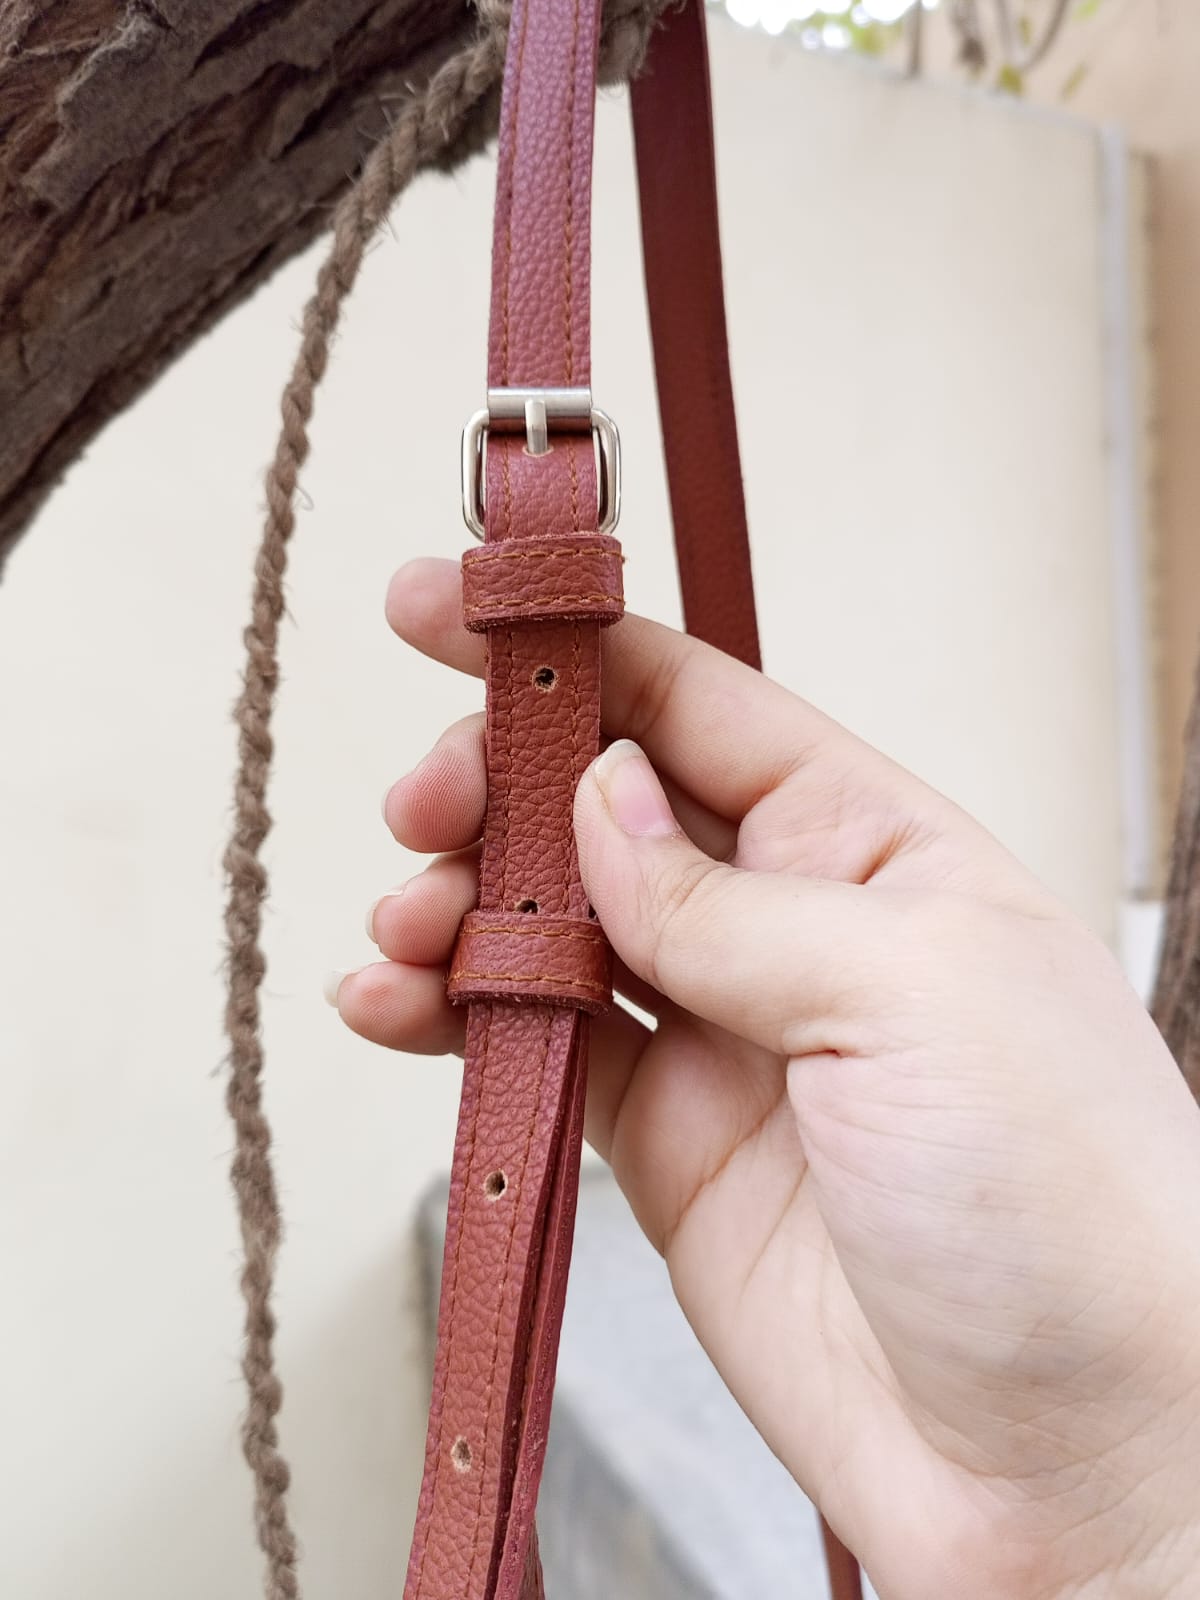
[631,0,761,671]
[403,0,611,1596]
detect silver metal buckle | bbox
[461,386,621,540]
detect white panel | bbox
[0,25,1131,1598]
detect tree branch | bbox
[0,0,497,573]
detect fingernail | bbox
[594,740,677,838]
[323,968,357,1007]
[366,884,408,941]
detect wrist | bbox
[1026,1267,1200,1600]
[974,1379,1200,1600]
[1046,1418,1200,1600]
[1054,1519,1200,1600]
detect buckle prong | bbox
[461,386,621,540]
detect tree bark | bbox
[0,0,499,573]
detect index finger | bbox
[385,556,931,826]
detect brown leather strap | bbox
[631,0,761,671]
[403,0,606,1595]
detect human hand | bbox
[331,557,1200,1600]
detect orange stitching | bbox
[499,626,514,904]
[498,0,530,389]
[449,970,610,995]
[463,544,622,564]
[412,1003,494,1598]
[460,923,603,941]
[568,448,580,534]
[501,436,513,538]
[463,592,622,615]
[566,619,580,914]
[563,0,579,385]
[465,1014,553,1593]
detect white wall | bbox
[0,23,1128,1598]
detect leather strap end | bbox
[447,909,613,1015]
[461,533,624,631]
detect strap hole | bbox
[451,1437,472,1474]
[514,898,539,914]
[483,1170,508,1201]
[532,665,557,691]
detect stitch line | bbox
[464,543,622,564]
[566,620,581,914]
[500,1028,583,1595]
[502,436,513,538]
[563,0,580,384]
[464,591,623,615]
[450,970,610,995]
[412,1002,494,1598]
[459,923,604,941]
[499,626,514,906]
[498,0,530,389]
[464,1013,554,1594]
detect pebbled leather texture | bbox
[631,0,762,671]
[448,910,613,1014]
[461,532,625,631]
[402,0,606,1595]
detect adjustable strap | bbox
[403,1,608,1596]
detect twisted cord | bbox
[222,29,505,1600]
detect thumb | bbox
[574,740,895,1057]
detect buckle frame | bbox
[461,387,621,541]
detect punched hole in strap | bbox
[450,1437,472,1474]
[483,1170,508,1201]
[532,665,557,691]
[514,898,539,914]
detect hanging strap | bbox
[632,9,861,1598]
[404,4,862,1599]
[631,0,761,670]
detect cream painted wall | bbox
[908,0,1200,846]
[0,22,1129,1598]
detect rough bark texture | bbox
[1153,663,1200,1101]
[0,0,501,572]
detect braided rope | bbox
[222,28,504,1600]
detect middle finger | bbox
[383,711,736,860]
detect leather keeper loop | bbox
[447,909,613,1015]
[461,533,624,632]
